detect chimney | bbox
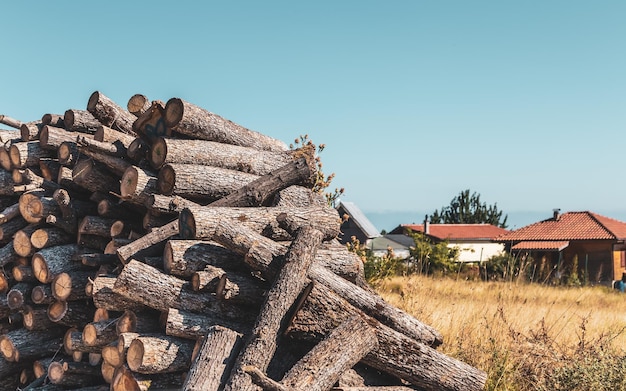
[553,208,561,220]
[424,215,430,234]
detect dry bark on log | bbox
[87,91,137,136]
[19,122,43,142]
[163,239,244,278]
[208,156,316,208]
[120,165,158,205]
[286,284,488,391]
[31,243,92,284]
[39,158,61,182]
[111,365,184,391]
[48,360,103,387]
[164,308,251,341]
[0,327,64,362]
[164,98,288,152]
[182,325,243,391]
[224,226,324,391]
[71,158,120,195]
[144,193,201,216]
[47,300,96,328]
[83,318,120,347]
[0,114,22,129]
[7,282,35,310]
[191,264,226,292]
[149,136,297,172]
[10,141,53,169]
[39,125,87,150]
[179,205,341,243]
[0,215,28,244]
[31,226,74,250]
[132,100,169,140]
[116,219,178,263]
[22,304,58,331]
[64,109,101,133]
[157,163,259,201]
[94,124,137,148]
[113,260,255,324]
[126,334,195,374]
[41,113,65,128]
[63,328,103,355]
[90,275,149,313]
[246,315,378,391]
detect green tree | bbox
[408,231,459,275]
[430,189,508,228]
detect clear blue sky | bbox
[2,1,625,231]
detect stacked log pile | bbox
[0,92,487,391]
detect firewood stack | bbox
[0,92,487,391]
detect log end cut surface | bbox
[163,98,184,128]
[120,166,139,198]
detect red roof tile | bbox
[512,241,569,251]
[496,211,626,241]
[398,224,509,240]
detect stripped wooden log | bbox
[64,109,101,133]
[87,91,136,136]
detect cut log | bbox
[19,122,43,142]
[94,124,137,148]
[217,271,269,308]
[127,334,195,374]
[77,135,127,157]
[286,284,488,391]
[78,215,118,238]
[1,203,26,227]
[31,226,74,250]
[63,328,102,354]
[64,109,101,133]
[247,315,377,391]
[116,220,179,263]
[113,259,255,323]
[164,98,288,152]
[0,216,28,244]
[208,156,316,208]
[51,270,93,302]
[126,137,149,162]
[163,239,243,278]
[120,165,158,205]
[12,264,36,283]
[127,94,151,117]
[0,327,64,362]
[164,307,251,340]
[87,91,137,136]
[39,157,61,182]
[132,100,169,140]
[48,360,102,387]
[0,114,22,129]
[83,318,120,347]
[47,300,96,328]
[7,282,35,310]
[32,243,92,284]
[41,113,65,128]
[91,276,149,313]
[224,226,324,391]
[71,158,120,195]
[31,284,55,305]
[111,365,184,391]
[157,163,259,201]
[149,137,298,172]
[77,147,132,177]
[102,343,123,370]
[57,140,81,167]
[23,304,58,331]
[10,141,53,168]
[144,193,201,215]
[39,125,86,150]
[191,265,226,292]
[179,205,341,243]
[182,325,243,391]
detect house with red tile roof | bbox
[389,220,509,263]
[495,210,626,285]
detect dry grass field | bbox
[373,275,626,390]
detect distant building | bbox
[335,200,380,245]
[389,218,509,263]
[495,210,626,285]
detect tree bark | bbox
[132,100,170,140]
[163,239,243,278]
[126,334,195,374]
[164,98,288,152]
[179,205,340,243]
[157,163,259,201]
[286,284,488,391]
[19,122,43,142]
[182,325,243,391]
[209,156,315,208]
[111,365,184,391]
[63,109,101,133]
[224,226,323,391]
[39,157,61,182]
[7,281,35,310]
[0,216,28,244]
[47,360,102,387]
[30,226,74,250]
[71,158,121,195]
[164,307,251,340]
[47,300,96,328]
[0,114,23,129]
[149,136,297,172]
[83,318,120,347]
[31,243,92,284]
[31,284,55,305]
[10,141,53,168]
[41,113,65,128]
[271,185,328,208]
[191,264,226,292]
[87,91,137,136]
[22,304,58,331]
[39,125,87,150]
[116,220,179,263]
[144,193,201,215]
[90,275,149,313]
[0,327,65,362]
[63,328,104,355]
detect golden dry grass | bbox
[373,275,626,390]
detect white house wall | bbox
[450,241,505,263]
